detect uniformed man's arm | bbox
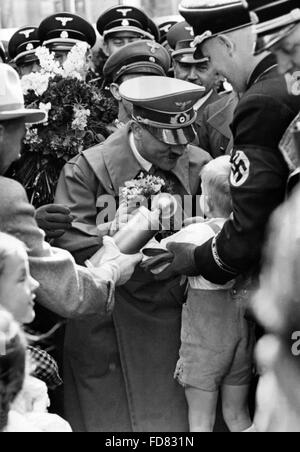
[194,94,292,283]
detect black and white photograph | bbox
[0,0,300,435]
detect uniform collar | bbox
[194,90,214,112]
[247,54,278,90]
[207,92,239,139]
[129,132,152,173]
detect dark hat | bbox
[8,27,40,66]
[147,18,161,42]
[97,5,155,41]
[248,0,300,53]
[167,21,209,63]
[38,12,96,52]
[0,41,6,62]
[119,76,205,145]
[103,40,171,84]
[179,0,253,58]
[158,19,181,46]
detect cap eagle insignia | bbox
[117,8,133,17]
[55,17,74,27]
[19,29,35,39]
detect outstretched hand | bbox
[147,242,200,281]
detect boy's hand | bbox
[150,242,200,281]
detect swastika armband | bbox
[230,150,250,188]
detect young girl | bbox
[0,232,62,389]
[0,309,71,432]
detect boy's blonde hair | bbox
[0,233,27,278]
[200,156,232,217]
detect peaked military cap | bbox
[119,76,205,145]
[103,40,171,84]
[179,0,253,58]
[38,12,96,52]
[97,5,155,41]
[8,27,40,66]
[167,21,209,63]
[0,42,6,62]
[248,0,300,53]
[158,19,181,46]
[147,18,161,42]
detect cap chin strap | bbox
[193,30,212,47]
[132,113,197,129]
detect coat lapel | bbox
[207,92,238,139]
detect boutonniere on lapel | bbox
[95,173,178,257]
[121,173,166,202]
[121,172,176,205]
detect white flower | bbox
[36,46,63,76]
[72,105,91,131]
[62,42,89,79]
[39,102,52,122]
[21,72,50,96]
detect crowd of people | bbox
[1,0,300,433]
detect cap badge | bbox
[175,100,192,110]
[185,26,194,37]
[122,19,130,27]
[61,31,69,39]
[56,17,74,27]
[149,57,156,63]
[26,43,34,51]
[161,24,172,33]
[171,112,190,125]
[147,42,160,54]
[19,29,35,39]
[117,8,133,17]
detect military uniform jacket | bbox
[193,55,300,284]
[54,123,211,432]
[197,91,239,158]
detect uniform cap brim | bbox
[146,123,196,145]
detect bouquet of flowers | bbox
[10,43,118,207]
[121,173,166,203]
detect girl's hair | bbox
[200,156,232,218]
[0,309,26,432]
[0,233,27,278]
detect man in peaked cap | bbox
[158,18,181,49]
[150,0,300,355]
[103,40,171,129]
[53,76,211,432]
[247,0,300,193]
[8,27,41,77]
[168,21,224,143]
[38,12,96,64]
[249,0,300,73]
[97,5,159,58]
[0,63,141,322]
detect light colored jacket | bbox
[0,176,113,319]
